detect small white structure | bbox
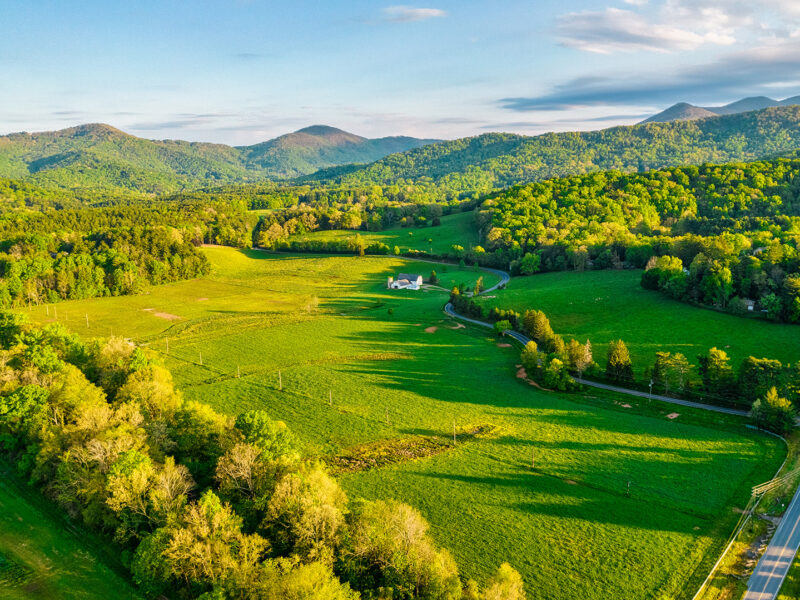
[743,298,756,312]
[389,273,423,290]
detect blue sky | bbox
[2,0,800,144]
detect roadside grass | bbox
[778,554,800,600]
[474,269,800,377]
[0,463,138,600]
[289,210,480,255]
[697,429,800,600]
[23,248,786,599]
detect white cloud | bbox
[624,0,649,5]
[557,8,731,54]
[382,6,446,23]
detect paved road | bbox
[743,488,800,600]
[443,300,748,417]
[446,263,800,600]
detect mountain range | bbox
[4,105,800,201]
[642,95,800,123]
[0,124,436,195]
[304,105,800,192]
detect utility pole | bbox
[46,305,49,317]
[85,314,90,328]
[237,365,240,378]
[329,390,332,405]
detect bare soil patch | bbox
[666,412,680,419]
[152,311,182,321]
[497,342,512,348]
[448,322,466,330]
[424,326,438,333]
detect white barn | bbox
[388,273,423,290]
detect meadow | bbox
[0,464,138,600]
[24,248,786,599]
[474,269,800,376]
[288,209,480,255]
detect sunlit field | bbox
[26,247,785,599]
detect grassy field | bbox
[0,464,138,600]
[23,248,786,599]
[474,269,800,377]
[289,209,480,255]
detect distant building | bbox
[743,298,756,312]
[389,273,423,290]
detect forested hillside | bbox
[478,156,800,321]
[0,124,434,197]
[305,106,800,194]
[0,202,255,306]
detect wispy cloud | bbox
[382,6,446,23]
[500,42,800,110]
[557,7,733,54]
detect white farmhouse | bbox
[388,273,423,290]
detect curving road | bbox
[444,263,800,599]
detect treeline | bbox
[254,202,474,249]
[450,294,799,433]
[0,315,526,600]
[0,202,257,307]
[174,181,476,210]
[479,157,800,321]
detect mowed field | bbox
[24,248,786,599]
[289,209,480,255]
[475,269,800,377]
[0,464,138,600]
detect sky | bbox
[2,0,800,145]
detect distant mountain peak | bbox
[294,125,350,136]
[643,94,800,123]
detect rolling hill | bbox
[302,105,800,193]
[0,123,436,196]
[643,95,800,123]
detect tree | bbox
[484,563,526,600]
[494,320,512,336]
[235,410,298,463]
[697,347,736,402]
[474,277,484,295]
[429,270,439,285]
[116,365,182,420]
[346,500,461,599]
[751,387,796,435]
[522,310,553,342]
[162,490,268,589]
[739,357,784,404]
[566,339,592,377]
[652,352,691,394]
[244,559,359,600]
[264,463,348,565]
[605,340,633,383]
[520,341,539,372]
[519,253,541,276]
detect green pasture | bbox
[475,269,800,376]
[0,464,138,600]
[289,209,480,255]
[23,248,786,599]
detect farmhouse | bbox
[388,273,423,290]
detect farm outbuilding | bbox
[388,273,423,290]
